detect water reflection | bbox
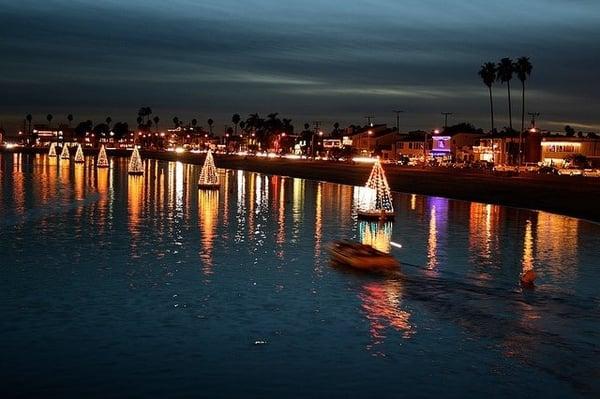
[128,175,144,247]
[359,221,393,254]
[198,189,219,275]
[360,280,414,353]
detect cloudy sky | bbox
[1,0,599,133]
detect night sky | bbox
[1,0,599,132]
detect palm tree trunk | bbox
[489,86,495,133]
[507,81,512,130]
[519,81,525,167]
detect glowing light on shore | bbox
[352,157,377,164]
[175,147,185,154]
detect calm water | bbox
[1,153,599,398]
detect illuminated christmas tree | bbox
[198,149,219,189]
[128,146,144,175]
[60,144,70,159]
[74,144,85,163]
[48,142,57,157]
[358,159,394,219]
[97,145,109,168]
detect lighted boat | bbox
[128,146,144,175]
[198,149,220,189]
[74,144,85,163]
[357,158,395,221]
[330,240,399,271]
[60,144,70,160]
[96,145,109,168]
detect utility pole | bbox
[528,112,540,129]
[311,121,321,159]
[393,110,404,133]
[364,115,375,127]
[441,112,453,130]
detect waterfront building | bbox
[392,131,430,161]
[541,136,600,167]
[473,130,541,165]
[350,124,397,156]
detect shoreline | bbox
[3,147,600,223]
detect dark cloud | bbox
[1,0,599,132]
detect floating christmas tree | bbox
[60,144,70,160]
[358,158,394,220]
[97,145,109,168]
[128,146,144,175]
[48,142,57,157]
[74,144,85,163]
[198,149,219,189]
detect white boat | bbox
[128,146,144,175]
[198,149,219,189]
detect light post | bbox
[312,130,323,159]
[368,129,373,156]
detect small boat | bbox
[198,149,220,189]
[74,144,85,163]
[357,209,395,221]
[357,158,395,220]
[330,240,399,271]
[128,146,144,175]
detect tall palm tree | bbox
[232,113,241,135]
[514,56,533,165]
[153,116,160,131]
[172,116,179,128]
[105,116,112,129]
[67,114,73,127]
[478,62,497,133]
[207,118,214,135]
[191,118,198,129]
[497,58,514,130]
[26,114,32,134]
[46,114,53,128]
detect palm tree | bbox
[497,57,514,130]
[207,118,214,135]
[105,116,112,129]
[136,116,143,127]
[232,113,241,135]
[514,56,533,166]
[191,118,198,128]
[333,122,340,137]
[46,114,53,128]
[478,62,497,133]
[67,114,73,127]
[26,114,32,134]
[172,116,179,128]
[153,116,160,131]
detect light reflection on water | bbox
[1,153,599,397]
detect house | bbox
[473,130,541,165]
[392,131,430,161]
[541,136,600,167]
[350,124,397,156]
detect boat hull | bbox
[330,241,399,271]
[128,171,143,176]
[357,210,395,221]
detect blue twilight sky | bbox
[1,0,599,132]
